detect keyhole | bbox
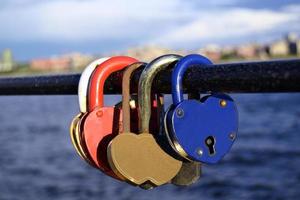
[205,136,216,156]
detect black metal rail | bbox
[0,59,299,95]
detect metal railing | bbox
[0,59,299,95]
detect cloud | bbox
[0,0,191,41]
[0,0,299,59]
[152,8,298,47]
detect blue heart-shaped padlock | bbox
[164,54,238,164]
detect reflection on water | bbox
[0,94,299,200]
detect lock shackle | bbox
[138,54,182,133]
[122,62,146,133]
[78,57,110,113]
[88,56,138,111]
[172,54,212,105]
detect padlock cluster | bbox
[70,54,238,189]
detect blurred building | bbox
[269,32,299,57]
[64,53,93,70]
[30,53,93,71]
[269,40,289,56]
[220,46,237,60]
[31,57,70,71]
[298,40,300,55]
[256,45,270,60]
[197,45,221,62]
[0,49,14,72]
[236,44,258,59]
[125,45,186,62]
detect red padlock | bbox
[82,56,138,179]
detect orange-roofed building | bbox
[30,57,71,71]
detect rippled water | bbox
[0,94,299,200]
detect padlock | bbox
[107,55,182,188]
[108,62,168,186]
[108,62,145,181]
[70,113,86,160]
[168,92,202,186]
[70,113,97,167]
[70,57,110,167]
[78,57,110,113]
[76,57,110,165]
[164,54,238,164]
[82,56,138,178]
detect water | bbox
[0,94,299,200]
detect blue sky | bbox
[0,0,299,61]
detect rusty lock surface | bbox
[107,55,182,187]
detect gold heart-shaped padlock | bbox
[108,55,182,188]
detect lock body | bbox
[166,95,238,163]
[82,56,138,179]
[70,57,112,168]
[164,54,239,164]
[109,55,182,188]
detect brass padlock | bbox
[70,113,86,160]
[108,62,145,181]
[108,55,182,188]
